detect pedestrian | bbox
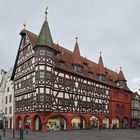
[99,124,102,131]
[137,123,140,131]
[112,124,115,130]
[24,122,31,134]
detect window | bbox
[73,65,81,73]
[46,72,51,80]
[5,96,8,104]
[39,49,45,56]
[39,71,45,79]
[59,98,63,105]
[40,94,44,102]
[46,50,53,57]
[59,77,64,85]
[46,95,51,102]
[7,87,9,92]
[59,61,64,67]
[5,107,7,114]
[9,95,12,103]
[9,106,12,114]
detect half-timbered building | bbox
[11,9,132,131]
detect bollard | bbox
[13,128,15,138]
[0,135,1,140]
[20,127,23,139]
[3,128,5,137]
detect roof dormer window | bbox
[73,65,81,73]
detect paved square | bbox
[0,129,140,140]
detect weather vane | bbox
[45,7,48,21]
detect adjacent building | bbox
[11,9,132,131]
[0,68,14,129]
[131,92,140,128]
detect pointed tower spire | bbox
[72,37,81,64]
[117,67,126,81]
[36,7,53,47]
[97,51,106,76]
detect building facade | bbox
[131,92,140,128]
[11,10,132,131]
[0,68,14,129]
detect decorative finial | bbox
[45,7,48,21]
[100,50,102,56]
[76,36,78,43]
[23,23,26,30]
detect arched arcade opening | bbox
[33,115,42,131]
[90,116,99,128]
[122,117,128,128]
[103,117,109,128]
[71,116,85,129]
[47,115,67,131]
[112,118,120,128]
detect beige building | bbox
[0,68,14,129]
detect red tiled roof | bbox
[22,29,122,84]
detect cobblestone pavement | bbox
[0,129,140,140]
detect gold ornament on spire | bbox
[100,50,102,56]
[23,23,26,30]
[76,36,78,42]
[45,7,48,21]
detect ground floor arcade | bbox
[14,112,130,131]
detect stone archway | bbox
[16,116,22,129]
[90,116,100,128]
[103,117,109,128]
[112,118,120,128]
[71,116,85,129]
[33,115,42,131]
[23,115,31,129]
[122,117,128,128]
[47,115,67,131]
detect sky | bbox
[0,0,140,92]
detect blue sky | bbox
[0,0,140,92]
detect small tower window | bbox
[39,71,45,79]
[46,50,53,57]
[39,49,45,56]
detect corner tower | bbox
[33,8,57,112]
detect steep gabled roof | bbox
[12,28,124,87]
[20,29,38,46]
[11,30,38,80]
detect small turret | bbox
[97,51,106,80]
[116,67,127,88]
